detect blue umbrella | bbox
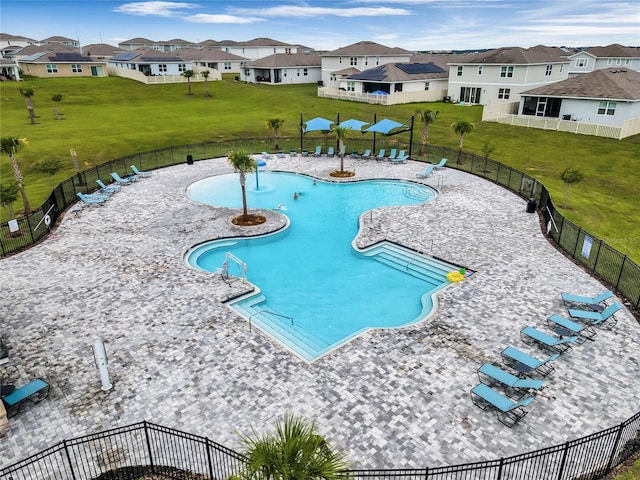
[303,117,335,133]
[255,159,266,190]
[339,119,369,132]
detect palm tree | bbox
[451,121,475,164]
[0,182,19,219]
[202,70,211,97]
[415,109,438,156]
[331,125,350,173]
[0,136,31,214]
[236,413,349,480]
[265,118,285,149]
[228,151,256,222]
[18,87,36,125]
[182,70,195,95]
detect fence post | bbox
[556,441,570,480]
[616,256,628,289]
[572,227,582,258]
[62,439,78,480]
[143,421,156,473]
[592,238,603,273]
[605,422,626,473]
[205,437,215,480]
[497,457,504,480]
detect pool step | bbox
[229,295,330,362]
[403,185,432,201]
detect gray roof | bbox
[246,51,321,68]
[240,37,293,47]
[177,47,247,62]
[82,43,124,57]
[41,35,77,43]
[578,44,640,58]
[119,37,155,46]
[0,33,37,42]
[452,45,569,65]
[111,48,183,62]
[348,62,447,82]
[322,41,411,57]
[522,68,640,101]
[410,53,473,73]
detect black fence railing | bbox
[1,138,639,312]
[2,411,640,479]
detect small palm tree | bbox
[0,181,19,219]
[415,109,438,156]
[560,167,585,208]
[202,70,211,97]
[228,151,257,222]
[331,125,350,173]
[18,86,36,125]
[0,137,31,214]
[266,118,285,149]
[451,120,475,164]
[236,413,349,480]
[182,70,195,95]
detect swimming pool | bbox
[186,171,464,362]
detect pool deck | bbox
[1,154,639,469]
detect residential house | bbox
[446,45,570,106]
[17,44,108,77]
[241,51,322,85]
[568,44,640,76]
[82,43,126,60]
[108,48,192,76]
[41,35,80,48]
[118,37,156,50]
[0,57,20,80]
[0,33,37,56]
[177,48,247,74]
[217,37,298,61]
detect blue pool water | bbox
[186,172,460,362]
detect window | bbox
[178,64,187,72]
[158,64,167,72]
[364,56,368,66]
[303,68,308,76]
[424,82,430,91]
[625,59,631,66]
[498,88,510,99]
[339,56,342,64]
[375,56,380,65]
[350,57,357,66]
[394,83,403,92]
[597,101,616,115]
[616,58,622,65]
[71,64,82,73]
[457,65,463,77]
[607,58,613,65]
[500,66,514,77]
[347,81,355,92]
[224,62,231,70]
[296,69,300,77]
[460,87,481,103]
[285,48,291,54]
[575,58,587,68]
[545,64,553,76]
[477,66,483,75]
[46,64,58,73]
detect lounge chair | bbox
[261,151,271,160]
[416,164,436,178]
[1,378,50,418]
[96,179,121,194]
[327,147,335,157]
[520,326,579,354]
[470,383,534,427]
[289,149,297,157]
[390,150,408,164]
[434,158,447,169]
[387,148,397,160]
[567,302,621,328]
[501,346,558,378]
[312,146,322,157]
[277,150,285,158]
[111,172,138,184]
[301,149,308,157]
[375,149,386,161]
[477,363,544,396]
[547,313,596,341]
[77,192,108,205]
[361,149,371,159]
[561,290,614,311]
[130,165,151,177]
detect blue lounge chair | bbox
[547,314,596,341]
[520,326,579,354]
[277,150,285,158]
[501,346,559,378]
[130,165,151,177]
[96,179,121,193]
[312,146,322,157]
[434,158,447,169]
[77,192,108,205]
[477,363,544,395]
[327,147,335,157]
[360,149,371,159]
[394,150,409,162]
[261,151,271,160]
[561,290,614,310]
[416,164,436,178]
[289,149,297,157]
[1,378,50,418]
[567,302,621,328]
[470,383,534,427]
[375,149,386,161]
[111,172,138,184]
[387,148,397,160]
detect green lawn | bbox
[1,75,639,261]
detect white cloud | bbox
[227,5,412,18]
[114,1,198,17]
[186,14,265,24]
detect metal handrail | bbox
[248,310,294,332]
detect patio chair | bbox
[130,165,151,177]
[501,346,559,378]
[327,147,335,157]
[547,313,596,341]
[277,150,285,158]
[77,192,108,205]
[301,149,308,157]
[1,378,50,418]
[96,179,120,194]
[477,363,544,396]
[312,146,322,157]
[390,150,408,164]
[261,151,271,160]
[434,158,448,169]
[416,164,436,178]
[470,383,534,427]
[361,149,371,159]
[567,302,621,329]
[561,290,614,311]
[520,326,579,354]
[375,149,386,161]
[387,148,397,160]
[111,172,137,184]
[289,149,297,157]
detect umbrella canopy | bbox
[303,117,335,133]
[370,90,389,95]
[339,119,369,132]
[364,118,404,134]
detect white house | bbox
[568,44,640,76]
[0,57,20,80]
[177,48,247,74]
[108,48,192,76]
[241,51,322,85]
[218,38,298,61]
[0,33,37,56]
[446,45,571,106]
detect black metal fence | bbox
[1,138,639,312]
[2,411,639,479]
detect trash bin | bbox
[443,96,451,103]
[186,154,193,165]
[526,198,537,213]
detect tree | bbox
[228,151,256,222]
[0,182,19,219]
[480,141,496,173]
[331,125,350,174]
[36,157,62,188]
[451,121,475,164]
[235,413,349,480]
[182,70,195,95]
[202,70,211,97]
[415,109,438,156]
[266,118,285,149]
[18,86,37,125]
[0,136,31,214]
[560,167,585,208]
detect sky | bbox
[1,0,639,52]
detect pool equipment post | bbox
[92,339,112,391]
[255,159,267,190]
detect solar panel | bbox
[112,52,139,61]
[396,63,445,74]
[141,56,182,62]
[51,52,92,62]
[348,65,386,81]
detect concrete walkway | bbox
[1,155,639,469]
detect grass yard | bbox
[0,75,639,261]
